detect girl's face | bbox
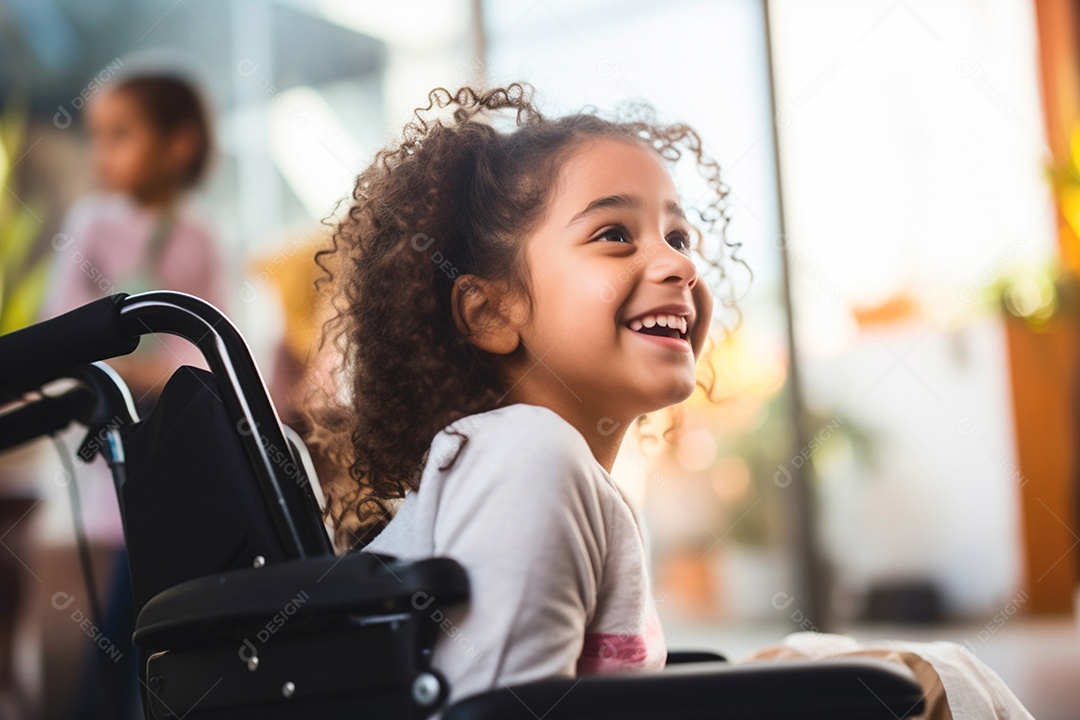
[86,89,176,205]
[507,136,712,426]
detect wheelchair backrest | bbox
[119,365,297,615]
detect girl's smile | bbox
[622,302,695,355]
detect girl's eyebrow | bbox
[566,193,686,227]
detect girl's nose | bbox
[643,235,699,288]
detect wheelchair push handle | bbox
[0,289,334,559]
[0,293,139,395]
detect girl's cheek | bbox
[690,280,713,358]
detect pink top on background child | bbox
[40,191,228,543]
[43,191,227,338]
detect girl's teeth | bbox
[626,314,689,334]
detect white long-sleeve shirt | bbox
[361,402,667,711]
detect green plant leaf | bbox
[0,257,50,334]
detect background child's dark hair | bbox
[302,82,750,551]
[113,74,212,188]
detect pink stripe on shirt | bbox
[576,609,666,674]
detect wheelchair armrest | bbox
[133,551,468,651]
[442,657,926,720]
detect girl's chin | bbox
[633,376,698,413]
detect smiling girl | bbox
[303,83,1034,718]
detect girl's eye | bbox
[596,226,630,244]
[592,225,692,252]
[668,231,692,252]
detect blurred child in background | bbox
[39,69,226,720]
[43,72,226,409]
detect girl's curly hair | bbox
[300,82,750,551]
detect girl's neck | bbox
[503,389,629,474]
[583,426,624,475]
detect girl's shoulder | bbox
[439,402,584,446]
[431,403,600,486]
[172,195,215,230]
[365,402,633,561]
[62,192,138,231]
[164,197,217,247]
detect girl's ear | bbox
[451,274,524,355]
[689,277,713,361]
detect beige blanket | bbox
[736,631,1036,720]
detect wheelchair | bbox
[0,290,929,719]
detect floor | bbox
[662,615,1080,719]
